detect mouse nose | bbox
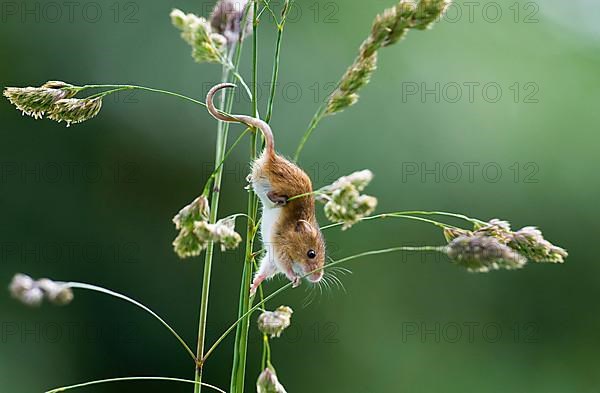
[308,270,323,283]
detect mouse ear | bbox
[295,220,315,234]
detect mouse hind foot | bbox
[250,253,278,296]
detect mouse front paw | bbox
[267,191,288,206]
[291,277,301,288]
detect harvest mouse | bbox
[206,83,326,295]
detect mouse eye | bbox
[307,249,317,259]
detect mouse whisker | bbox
[301,285,318,308]
[322,267,348,294]
[330,274,347,293]
[320,280,329,295]
[328,277,338,297]
[319,280,325,295]
[322,275,335,296]
[328,266,353,276]
[327,273,342,290]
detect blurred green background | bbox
[1,0,599,392]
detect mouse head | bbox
[279,220,326,283]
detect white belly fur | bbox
[251,155,286,278]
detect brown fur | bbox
[267,155,325,277]
[207,83,326,289]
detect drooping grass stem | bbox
[45,376,225,393]
[78,84,207,106]
[203,245,446,364]
[320,211,486,231]
[65,282,195,362]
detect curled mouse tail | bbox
[206,83,275,157]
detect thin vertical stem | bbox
[257,1,290,374]
[194,66,229,393]
[229,134,257,393]
[230,2,259,392]
[265,25,282,123]
[252,260,271,372]
[194,39,245,393]
[252,4,259,120]
[265,0,292,123]
[293,104,327,162]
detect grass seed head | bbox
[47,97,103,126]
[257,306,293,338]
[446,235,527,272]
[4,81,77,119]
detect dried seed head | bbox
[210,0,253,44]
[11,276,45,307]
[257,368,288,393]
[22,287,45,307]
[321,171,377,229]
[365,1,418,53]
[381,1,418,47]
[170,8,188,30]
[173,228,207,259]
[257,306,293,338]
[327,170,374,193]
[486,219,511,231]
[473,218,513,243]
[193,30,228,64]
[474,218,512,233]
[324,184,378,230]
[509,226,568,263]
[369,7,401,51]
[339,54,378,93]
[42,81,75,90]
[173,196,242,258]
[325,0,450,115]
[9,274,74,307]
[171,9,201,44]
[171,8,227,64]
[3,81,76,119]
[411,0,451,30]
[446,235,527,273]
[326,53,377,115]
[173,195,212,258]
[444,218,568,269]
[37,278,74,306]
[377,0,450,47]
[173,196,210,230]
[192,222,215,245]
[194,217,242,252]
[215,217,243,251]
[9,273,36,301]
[443,227,472,243]
[47,97,103,127]
[324,93,359,115]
